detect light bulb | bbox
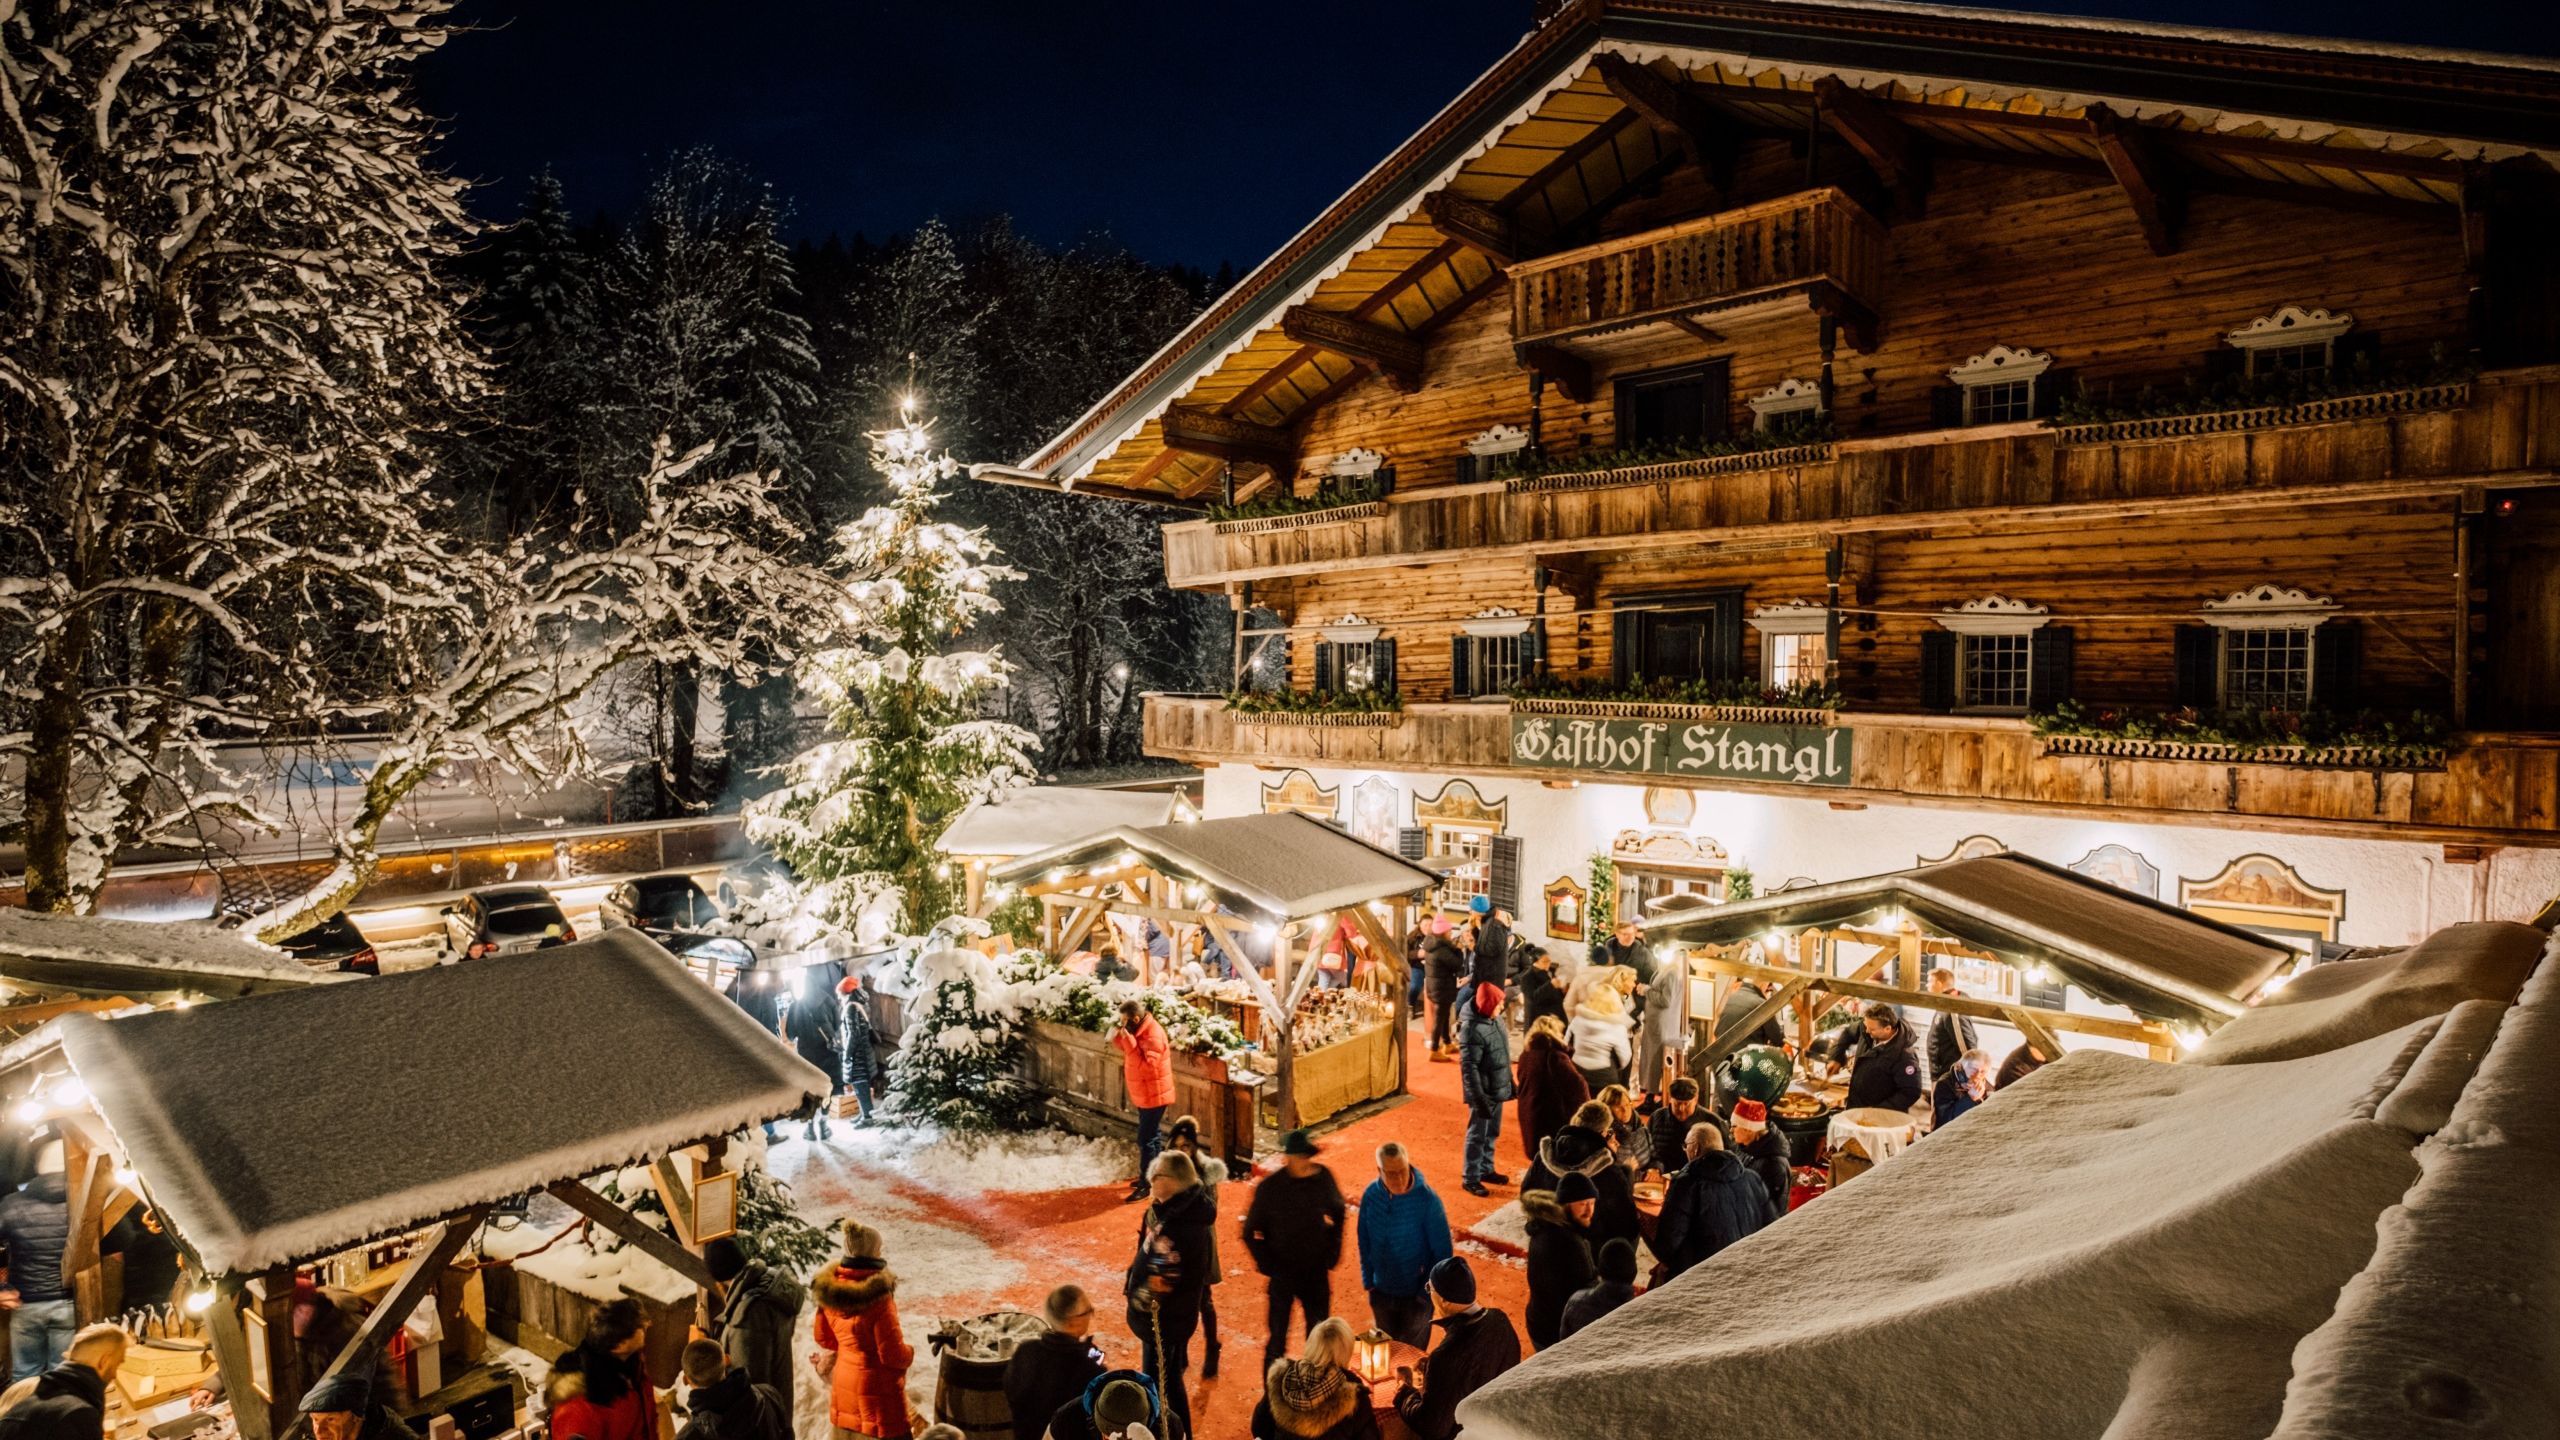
[47,1078,84,1107]
[112,1167,137,1190]
[184,1288,215,1315]
[9,1100,37,1124]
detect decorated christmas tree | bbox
[745,400,1037,943]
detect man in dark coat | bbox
[1995,1040,2049,1090]
[1926,968,1980,1081]
[836,974,879,1124]
[1241,1130,1346,1364]
[1841,1004,1924,1114]
[1515,950,1567,1030]
[0,1149,76,1378]
[1726,1099,1794,1218]
[1004,1286,1104,1440]
[1712,979,1790,1054]
[1558,1239,1639,1340]
[1933,1049,1992,1130]
[674,1340,788,1440]
[783,983,840,1141]
[1422,919,1462,1059]
[1641,1078,1721,1180]
[1653,1125,1775,1279]
[1457,989,1515,1197]
[1393,1259,1519,1440]
[1466,896,1512,990]
[701,1238,802,1413]
[0,1325,124,1440]
[1520,1173,1598,1350]
[1524,1107,1641,1257]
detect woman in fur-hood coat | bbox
[813,1221,914,1439]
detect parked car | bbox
[276,912,383,975]
[598,873,721,936]
[713,854,794,914]
[441,885,575,961]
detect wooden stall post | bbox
[205,1278,274,1440]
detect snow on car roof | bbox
[0,909,334,998]
[59,927,828,1276]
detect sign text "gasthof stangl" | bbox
[1509,715,1853,787]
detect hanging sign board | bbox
[1510,715,1854,787]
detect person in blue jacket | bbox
[1932,1048,1992,1130]
[1355,1143,1451,1349]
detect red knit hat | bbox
[1731,1098,1769,1128]
[837,975,861,994]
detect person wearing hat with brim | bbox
[1520,1172,1599,1350]
[1392,1258,1519,1440]
[1048,1368,1185,1440]
[1242,1129,1346,1368]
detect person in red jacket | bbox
[1110,1000,1176,1202]
[545,1300,658,1440]
[812,1221,913,1440]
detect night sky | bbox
[417,0,2560,273]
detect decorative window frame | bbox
[1458,605,1532,639]
[1746,378,1826,431]
[1321,448,1388,479]
[1462,425,1529,459]
[2225,306,2352,377]
[1934,596,2051,638]
[2199,584,2338,632]
[1456,607,1534,699]
[1947,345,2052,426]
[1749,601,1830,687]
[1320,613,1383,645]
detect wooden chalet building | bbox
[989,0,2560,956]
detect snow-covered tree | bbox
[469,171,608,537]
[879,935,1041,1132]
[0,0,481,913]
[746,407,1036,941]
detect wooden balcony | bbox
[1510,187,1885,352]
[1161,367,2560,589]
[1143,695,2560,848]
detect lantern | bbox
[1352,1327,1394,1385]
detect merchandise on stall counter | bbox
[1289,988,1393,1050]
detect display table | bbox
[1826,1106,1921,1184]
[1363,1341,1428,1427]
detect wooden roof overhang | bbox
[1000,0,2560,506]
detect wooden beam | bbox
[1161,405,1292,474]
[2086,104,2185,256]
[1281,305,1425,393]
[1594,54,1741,191]
[1806,281,1879,354]
[207,1279,273,1440]
[308,1214,485,1401]
[1813,76,1928,217]
[1421,191,1519,267]
[548,1181,717,1289]
[1520,343,1592,403]
[2002,1006,2067,1066]
[1689,954,2176,1049]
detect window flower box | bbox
[1509,696,1839,727]
[2035,732,2447,770]
[1229,708,1404,729]
[1209,500,1388,536]
[2049,381,2471,446]
[1502,441,1833,495]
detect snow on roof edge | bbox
[0,909,325,988]
[1763,0,2560,75]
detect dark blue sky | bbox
[417,0,2560,273]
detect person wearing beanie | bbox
[674,1338,790,1440]
[1455,966,1515,1197]
[836,973,879,1126]
[1249,1317,1378,1440]
[1392,1258,1519,1440]
[1559,1239,1640,1339]
[1726,1098,1794,1218]
[1655,1122,1776,1281]
[1465,896,1512,993]
[1522,1100,1642,1258]
[1520,1172,1598,1349]
[1049,1369,1187,1440]
[702,1236,804,1412]
[812,1221,912,1439]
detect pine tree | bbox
[879,941,1040,1132]
[475,170,606,536]
[744,406,1037,942]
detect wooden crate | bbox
[1021,1021,1260,1171]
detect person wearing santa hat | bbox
[1725,1099,1793,1218]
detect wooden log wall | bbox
[1270,501,2455,713]
[1291,152,2471,493]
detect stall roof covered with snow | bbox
[1458,925,2560,1440]
[1651,853,2292,1025]
[57,927,828,1277]
[0,908,334,1000]
[995,811,1436,920]
[937,785,1184,859]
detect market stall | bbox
[993,812,1436,1132]
[1653,854,2293,1183]
[45,928,828,1440]
[1454,919,2560,1440]
[936,784,1189,916]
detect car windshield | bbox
[635,882,714,927]
[483,899,565,935]
[280,916,364,956]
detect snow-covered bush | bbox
[882,945,1042,1133]
[1002,951,1252,1060]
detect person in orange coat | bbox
[811,1221,913,1440]
[1110,1000,1176,1202]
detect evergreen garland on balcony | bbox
[2052,345,2472,427]
[1495,418,1833,483]
[1206,470,1390,523]
[1223,686,1405,716]
[2030,699,2451,761]
[1510,673,1841,711]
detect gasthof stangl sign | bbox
[1509,714,1853,787]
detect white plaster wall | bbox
[1200,762,2560,948]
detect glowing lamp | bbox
[1352,1327,1393,1385]
[184,1287,215,1316]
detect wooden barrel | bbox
[932,1311,1046,1440]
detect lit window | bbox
[1948,345,2053,428]
[1336,641,1382,694]
[1960,634,2032,711]
[2221,628,2311,710]
[1316,615,1393,696]
[1765,633,1828,688]
[1431,826,1494,911]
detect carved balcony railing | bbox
[1142,695,2560,848]
[1510,187,1885,350]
